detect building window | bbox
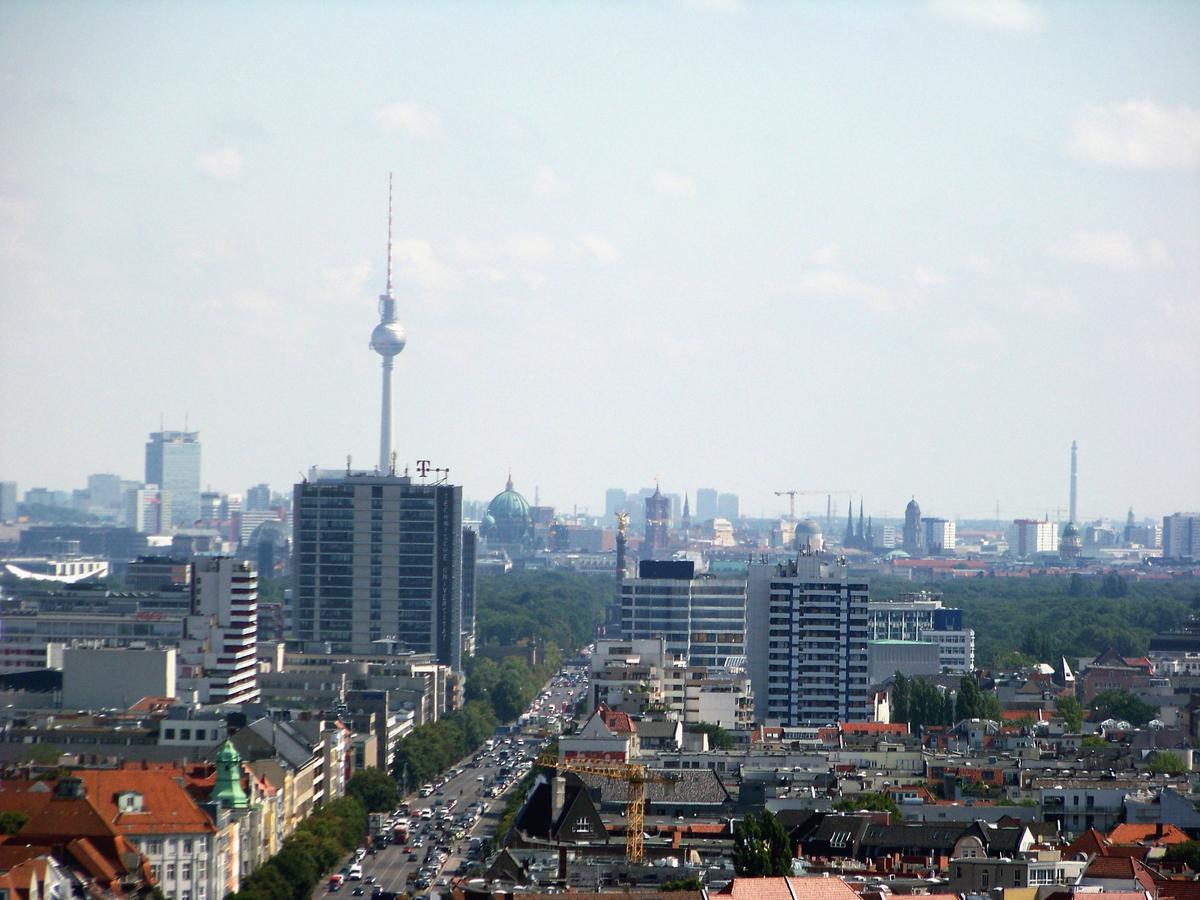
[166,863,176,880]
[184,840,192,853]
[182,863,192,880]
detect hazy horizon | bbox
[1,1,1197,523]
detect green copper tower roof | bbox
[212,739,249,809]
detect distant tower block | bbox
[1069,440,1078,524]
[370,174,407,473]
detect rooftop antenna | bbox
[386,172,394,296]
[390,450,397,477]
[346,454,352,476]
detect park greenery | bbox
[228,795,366,900]
[870,574,1200,667]
[890,673,1003,730]
[474,571,611,651]
[1089,689,1158,727]
[733,809,793,877]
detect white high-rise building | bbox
[1163,513,1200,561]
[747,555,870,726]
[1011,519,1057,558]
[177,556,259,704]
[923,517,956,554]
[124,484,171,535]
[867,592,975,673]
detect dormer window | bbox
[117,791,144,812]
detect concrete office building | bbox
[717,492,739,520]
[867,593,975,673]
[695,488,718,522]
[461,527,478,657]
[293,472,465,670]
[747,554,870,726]
[618,560,746,668]
[145,430,201,526]
[177,557,260,705]
[245,483,272,512]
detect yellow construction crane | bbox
[535,752,674,863]
[774,489,854,520]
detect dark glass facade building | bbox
[293,473,465,669]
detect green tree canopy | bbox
[345,768,400,813]
[833,792,901,817]
[733,810,792,877]
[1090,689,1157,727]
[1056,695,1084,732]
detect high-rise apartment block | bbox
[86,474,123,510]
[125,485,171,535]
[177,557,260,705]
[1163,513,1200,561]
[867,592,975,673]
[618,560,746,667]
[145,430,201,525]
[1011,519,1057,558]
[923,517,956,554]
[293,472,466,670]
[695,488,718,521]
[246,483,272,511]
[605,488,628,519]
[747,555,870,726]
[0,481,16,521]
[717,492,740,520]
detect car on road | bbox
[351,889,364,896]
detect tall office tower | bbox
[293,472,465,670]
[717,492,740,520]
[145,430,201,525]
[0,482,16,521]
[923,517,956,554]
[1011,519,1057,558]
[747,555,870,726]
[619,559,747,667]
[86,474,123,510]
[245,483,271,512]
[643,485,671,556]
[605,488,628,519]
[370,176,407,473]
[1162,513,1200,561]
[695,488,718,521]
[902,497,924,555]
[125,485,171,535]
[461,527,478,657]
[177,557,260,704]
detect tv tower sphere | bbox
[371,318,406,357]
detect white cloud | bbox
[1049,231,1142,270]
[0,196,34,259]
[810,243,840,266]
[195,147,243,180]
[652,170,696,197]
[375,102,443,139]
[941,320,1002,346]
[797,269,892,313]
[674,0,744,11]
[963,254,994,274]
[912,266,951,286]
[506,234,555,262]
[321,261,372,303]
[1070,101,1200,169]
[927,0,1046,32]
[1146,241,1170,269]
[393,239,461,290]
[1022,286,1080,315]
[580,233,619,263]
[532,166,572,197]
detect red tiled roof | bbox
[719,876,862,900]
[1157,880,1200,900]
[76,768,215,835]
[1084,854,1160,890]
[1109,823,1191,846]
[599,708,636,734]
[840,722,909,735]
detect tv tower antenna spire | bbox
[369,173,407,473]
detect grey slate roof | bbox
[578,768,730,806]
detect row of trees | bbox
[392,700,500,790]
[474,571,610,650]
[465,652,559,722]
[228,795,366,900]
[890,674,1003,729]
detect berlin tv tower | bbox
[370,174,407,474]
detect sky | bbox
[1,0,1197,523]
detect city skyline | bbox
[1,2,1197,520]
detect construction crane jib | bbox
[535,752,675,863]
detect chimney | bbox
[551,774,566,823]
[1156,822,1164,839]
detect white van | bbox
[348,865,363,881]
